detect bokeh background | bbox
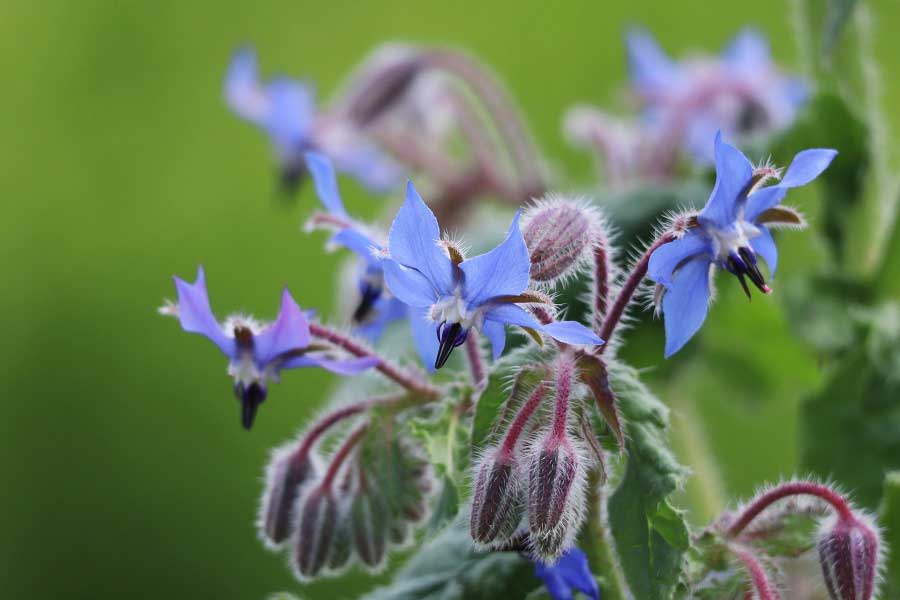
[5,1,900,598]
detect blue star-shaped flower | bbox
[225,47,400,193]
[534,547,600,600]
[626,28,807,163]
[648,132,836,357]
[162,267,378,429]
[382,182,604,370]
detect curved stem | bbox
[321,423,369,490]
[464,331,486,389]
[500,382,547,456]
[730,544,782,600]
[727,481,854,539]
[597,232,675,350]
[309,323,441,400]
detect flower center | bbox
[705,221,770,298]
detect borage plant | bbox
[162,38,888,600]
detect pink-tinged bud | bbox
[470,446,524,546]
[351,467,387,569]
[526,435,585,561]
[292,487,338,580]
[523,197,598,284]
[817,513,881,600]
[259,444,319,547]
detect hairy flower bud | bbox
[527,435,585,561]
[259,443,319,547]
[326,498,354,571]
[817,513,881,600]
[351,478,388,569]
[337,45,425,128]
[292,486,338,580]
[523,197,598,284]
[470,446,524,546]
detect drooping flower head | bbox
[626,28,807,163]
[648,132,836,356]
[160,267,378,429]
[225,47,401,193]
[534,547,600,600]
[382,182,603,370]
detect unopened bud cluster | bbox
[523,197,603,286]
[470,357,589,562]
[259,413,432,580]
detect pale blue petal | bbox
[254,288,311,366]
[722,29,770,74]
[534,547,599,600]
[698,132,754,228]
[332,229,382,267]
[483,303,540,329]
[387,181,455,295]
[332,142,402,193]
[662,257,712,357]
[409,308,439,373]
[683,114,720,164]
[626,28,681,95]
[542,321,604,346]
[459,210,530,307]
[780,148,837,188]
[481,319,507,360]
[353,297,406,341]
[744,185,788,223]
[304,151,347,218]
[382,258,437,308]
[173,267,235,357]
[648,231,710,286]
[264,78,316,156]
[750,226,778,276]
[282,355,379,375]
[224,48,268,124]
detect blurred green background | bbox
[4,1,900,598]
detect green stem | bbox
[582,471,630,600]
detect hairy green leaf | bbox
[879,471,900,597]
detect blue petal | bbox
[648,231,710,287]
[263,78,316,156]
[662,256,712,357]
[254,288,311,366]
[224,47,268,124]
[780,148,838,188]
[281,355,379,375]
[481,319,507,360]
[626,27,681,96]
[722,28,771,74]
[173,266,235,357]
[744,185,787,223]
[483,303,540,329]
[353,296,407,341]
[332,229,382,267]
[750,226,778,276]
[459,210,530,307]
[698,132,754,228]
[534,548,599,600]
[332,141,402,193]
[305,151,347,218]
[409,308,439,373]
[542,321,604,346]
[387,181,455,295]
[382,258,438,307]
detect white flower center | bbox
[430,289,478,329]
[705,220,760,263]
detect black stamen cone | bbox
[278,163,307,198]
[435,322,468,370]
[235,382,267,430]
[353,283,382,324]
[738,247,769,293]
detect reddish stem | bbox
[500,382,547,456]
[550,359,573,441]
[465,331,486,388]
[727,482,854,539]
[731,545,782,600]
[321,423,369,490]
[293,402,368,466]
[592,239,610,332]
[597,232,676,350]
[306,212,357,231]
[309,323,440,400]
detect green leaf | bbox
[363,520,539,600]
[607,363,690,600]
[879,471,900,597]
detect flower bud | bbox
[351,483,388,569]
[259,443,319,547]
[817,513,880,600]
[337,45,425,128]
[292,486,338,580]
[527,435,585,561]
[326,498,354,572]
[523,198,598,284]
[470,446,524,546]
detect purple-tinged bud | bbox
[351,468,387,569]
[817,513,881,600]
[259,443,319,547]
[470,446,524,546]
[523,197,599,285]
[327,497,354,571]
[292,486,338,580]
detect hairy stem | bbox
[309,323,441,400]
[500,382,547,456]
[550,358,573,441]
[321,423,369,490]
[592,239,611,333]
[583,475,631,600]
[730,544,782,600]
[597,232,676,349]
[727,481,854,539]
[464,331,486,388]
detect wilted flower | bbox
[225,47,401,193]
[160,266,378,428]
[627,27,807,163]
[534,547,600,600]
[382,182,603,369]
[648,133,836,356]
